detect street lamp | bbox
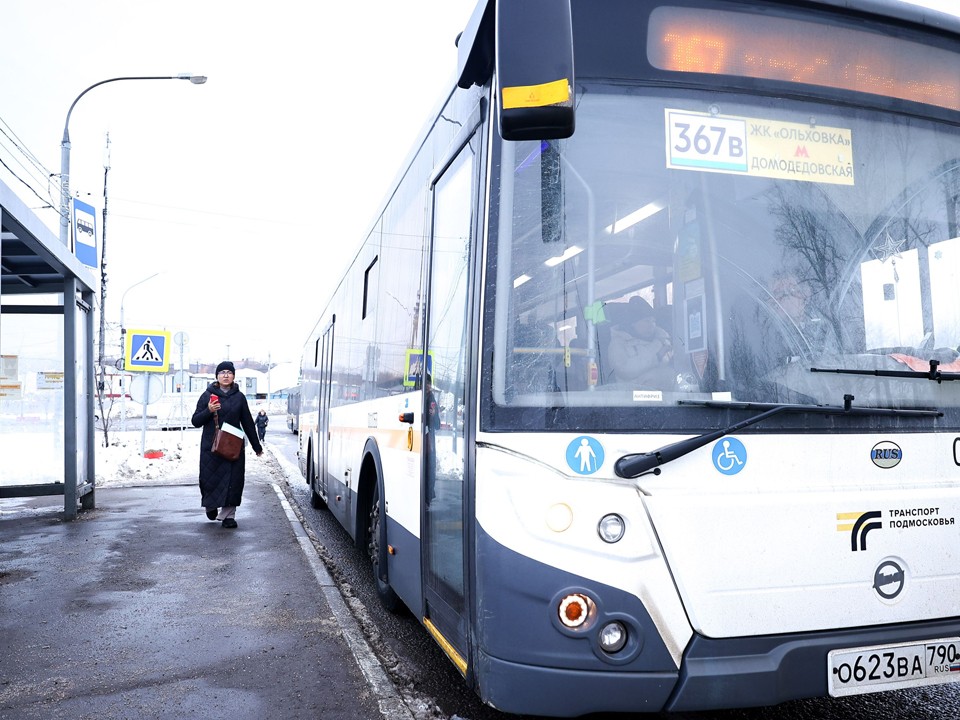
[59,73,207,247]
[119,272,160,432]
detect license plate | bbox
[828,637,960,697]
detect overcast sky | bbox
[1,0,957,367]
[0,0,476,366]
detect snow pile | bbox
[94,428,202,486]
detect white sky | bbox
[1,0,957,367]
[0,0,477,365]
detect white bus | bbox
[299,0,960,714]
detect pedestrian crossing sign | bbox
[125,329,171,373]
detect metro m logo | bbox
[836,511,882,551]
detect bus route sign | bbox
[665,108,854,186]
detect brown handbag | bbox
[211,410,244,461]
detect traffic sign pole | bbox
[174,331,189,443]
[130,374,163,456]
[123,327,171,443]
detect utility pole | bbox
[96,132,112,447]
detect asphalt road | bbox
[266,420,960,720]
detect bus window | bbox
[487,86,960,431]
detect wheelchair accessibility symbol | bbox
[713,437,746,475]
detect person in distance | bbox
[255,409,269,442]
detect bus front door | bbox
[422,131,478,672]
[317,320,334,501]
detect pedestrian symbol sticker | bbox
[713,436,746,475]
[133,337,160,362]
[125,329,171,373]
[566,436,604,475]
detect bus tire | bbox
[310,484,326,510]
[307,448,326,509]
[367,479,400,613]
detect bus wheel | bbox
[367,484,400,612]
[308,450,326,509]
[310,484,326,510]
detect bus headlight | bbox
[597,513,625,543]
[598,621,628,653]
[558,593,591,628]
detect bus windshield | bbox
[486,85,960,432]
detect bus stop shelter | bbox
[1,177,97,519]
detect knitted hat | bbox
[216,361,235,375]
[627,295,655,318]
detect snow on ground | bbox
[95,426,203,487]
[95,407,286,486]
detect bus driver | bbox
[607,296,674,389]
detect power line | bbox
[0,155,61,212]
[0,112,62,212]
[0,115,54,180]
[0,136,49,193]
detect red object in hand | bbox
[210,396,220,407]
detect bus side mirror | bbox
[496,0,575,141]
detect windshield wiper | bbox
[613,394,941,479]
[811,359,960,383]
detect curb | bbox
[268,449,415,720]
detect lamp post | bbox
[59,73,207,247]
[120,273,160,432]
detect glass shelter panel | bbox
[0,303,65,485]
[74,299,91,486]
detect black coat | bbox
[191,382,263,509]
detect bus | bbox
[298,0,960,714]
[286,385,300,434]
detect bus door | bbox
[422,121,480,669]
[317,318,335,500]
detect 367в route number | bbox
[666,110,748,172]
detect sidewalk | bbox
[0,462,411,720]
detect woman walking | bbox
[191,361,263,529]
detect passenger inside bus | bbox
[605,296,675,389]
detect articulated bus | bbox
[298,0,960,714]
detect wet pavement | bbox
[0,471,411,720]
